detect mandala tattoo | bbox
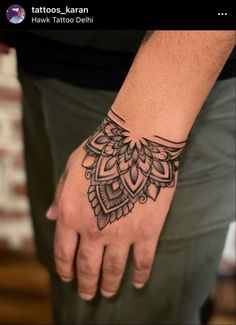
[82,112,186,230]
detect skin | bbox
[47,31,235,300]
[18,8,25,17]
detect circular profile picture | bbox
[6,5,25,24]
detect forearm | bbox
[111,31,235,141]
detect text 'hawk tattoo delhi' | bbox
[82,111,186,230]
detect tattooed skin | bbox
[82,111,186,230]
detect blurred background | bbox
[0,48,235,325]
[0,47,53,325]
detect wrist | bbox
[108,105,189,143]
[83,112,186,230]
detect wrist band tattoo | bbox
[82,112,186,230]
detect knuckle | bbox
[135,259,153,272]
[55,242,71,261]
[79,248,91,262]
[107,253,121,265]
[57,269,72,279]
[104,262,123,277]
[55,252,72,265]
[78,250,97,278]
[86,228,102,242]
[140,225,156,240]
[102,283,118,293]
[55,257,72,278]
[78,263,97,279]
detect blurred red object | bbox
[0,42,10,54]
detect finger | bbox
[101,244,129,298]
[54,220,79,281]
[132,239,158,289]
[46,172,66,220]
[76,238,104,301]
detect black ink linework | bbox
[82,115,186,230]
[110,108,126,123]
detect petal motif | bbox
[87,130,108,153]
[147,183,160,200]
[150,161,172,182]
[82,154,96,168]
[137,155,152,175]
[118,155,132,173]
[82,116,185,229]
[95,156,119,181]
[121,169,147,197]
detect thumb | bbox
[46,171,67,220]
[46,205,56,220]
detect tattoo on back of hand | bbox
[82,112,186,230]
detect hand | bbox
[47,112,185,300]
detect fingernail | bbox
[79,293,94,301]
[100,289,115,298]
[61,277,72,282]
[133,282,145,289]
[101,289,115,298]
[46,206,53,217]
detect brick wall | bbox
[0,49,33,252]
